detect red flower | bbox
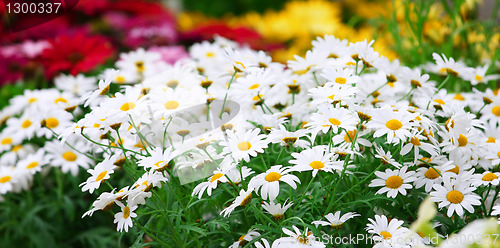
[0,53,28,86]
[40,33,114,78]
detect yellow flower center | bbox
[26,162,39,169]
[453,94,465,101]
[1,138,13,145]
[123,206,131,219]
[335,77,347,84]
[235,61,246,70]
[447,166,459,175]
[296,235,309,244]
[28,97,37,103]
[434,99,445,105]
[22,119,32,129]
[446,190,464,204]
[62,151,77,161]
[167,80,179,88]
[425,168,441,179]
[386,119,402,130]
[237,141,251,151]
[327,95,335,100]
[487,137,496,143]
[457,134,467,147]
[475,75,483,82]
[240,193,252,206]
[96,171,107,182]
[249,84,260,89]
[154,160,165,168]
[0,176,12,183]
[164,101,179,110]
[344,130,357,143]
[252,94,263,101]
[309,161,325,170]
[135,61,144,72]
[410,137,421,146]
[492,106,500,117]
[265,172,282,182]
[12,145,22,152]
[115,76,126,83]
[205,52,215,58]
[331,223,343,229]
[385,175,403,189]
[210,173,223,183]
[45,117,59,129]
[482,173,498,181]
[410,80,422,87]
[328,118,341,126]
[380,231,392,240]
[387,82,395,87]
[54,97,68,104]
[120,102,136,111]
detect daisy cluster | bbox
[2,34,500,247]
[0,73,98,201]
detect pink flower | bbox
[148,46,188,65]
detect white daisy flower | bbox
[261,200,293,220]
[220,188,254,217]
[414,160,456,192]
[309,83,358,106]
[54,74,96,96]
[0,130,22,153]
[38,108,75,139]
[222,128,269,162]
[367,106,416,144]
[80,158,117,194]
[192,169,228,199]
[5,110,42,140]
[137,146,179,172]
[254,238,273,248]
[306,104,359,140]
[471,171,500,187]
[228,229,260,248]
[274,225,325,248]
[369,166,417,198]
[113,200,138,232]
[18,150,47,175]
[44,139,92,176]
[224,166,254,186]
[289,145,343,177]
[400,131,439,164]
[373,145,402,168]
[311,35,349,59]
[267,124,310,149]
[312,211,360,229]
[132,169,168,192]
[431,53,474,78]
[366,215,408,243]
[115,48,162,76]
[0,166,16,194]
[248,165,300,201]
[492,205,500,224]
[82,77,112,107]
[430,176,481,217]
[332,128,372,151]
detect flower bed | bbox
[1,32,500,247]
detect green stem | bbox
[219,71,237,118]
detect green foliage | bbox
[0,168,134,248]
[181,0,289,17]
